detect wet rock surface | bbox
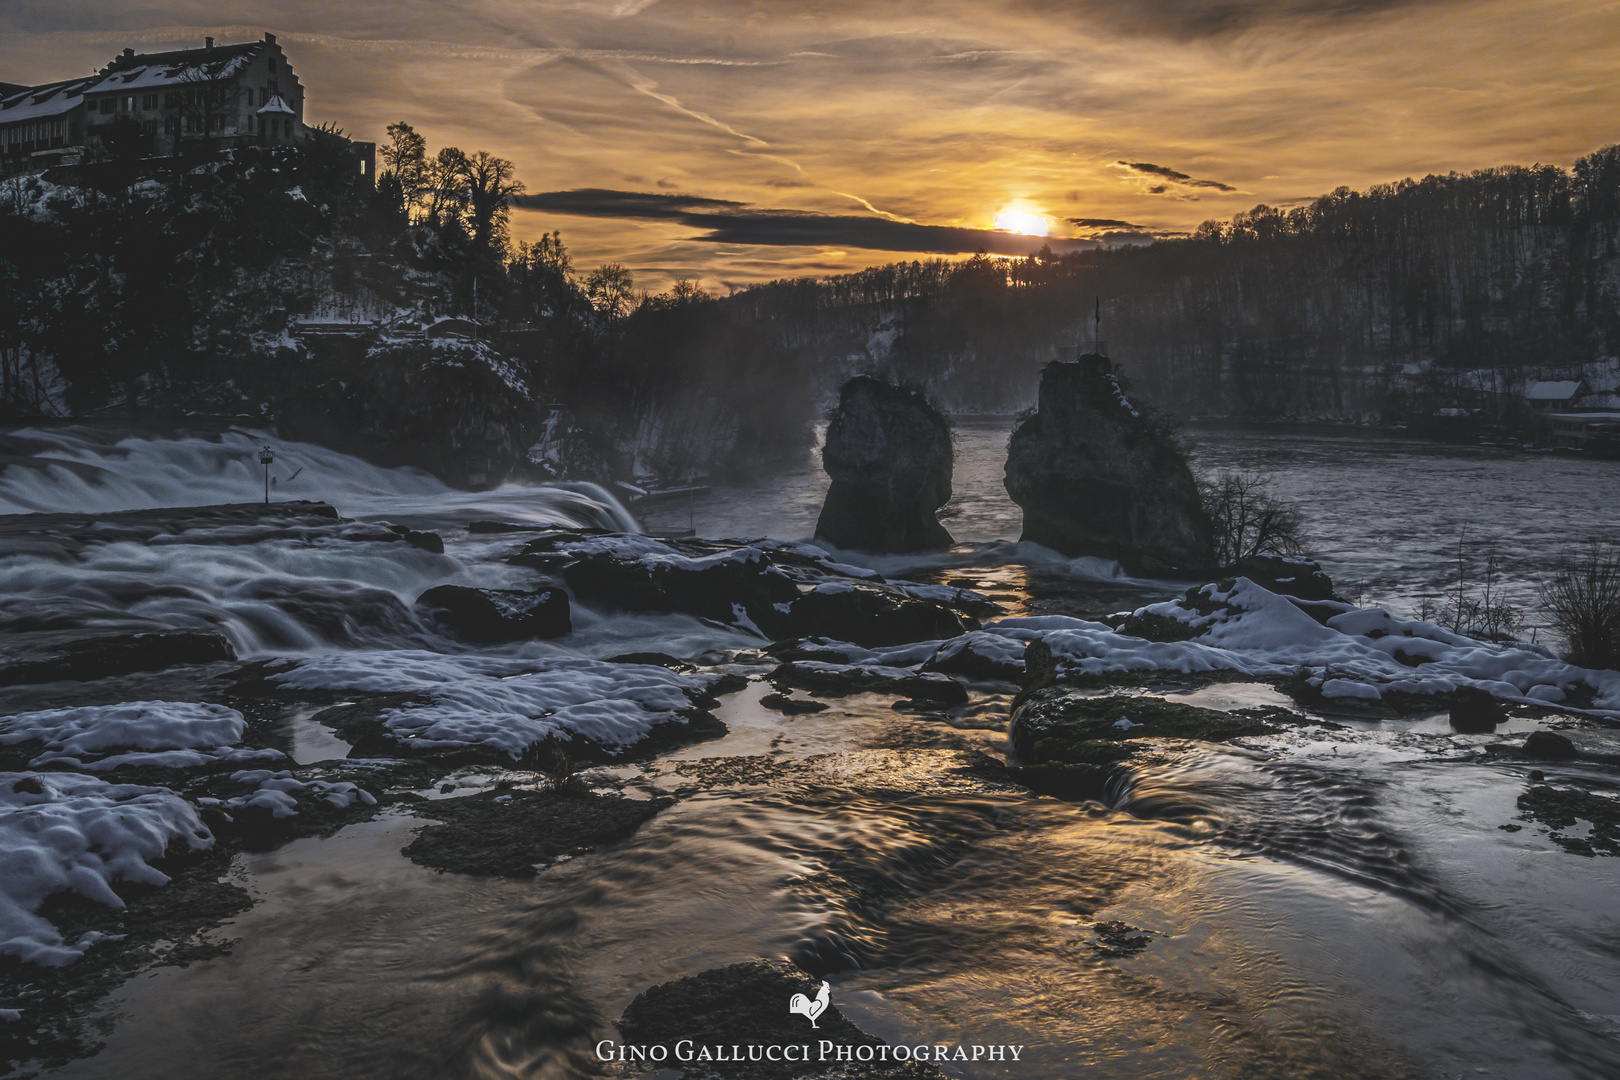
[1004,357,1214,573]
[511,531,989,647]
[814,376,953,553]
[416,584,571,642]
[617,958,947,1079]
[1010,689,1284,767]
[0,631,237,688]
[403,786,673,877]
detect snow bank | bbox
[1041,578,1620,714]
[269,652,719,756]
[0,773,212,965]
[0,701,281,771]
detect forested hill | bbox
[3,133,1619,487]
[727,144,1620,420]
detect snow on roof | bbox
[257,94,296,115]
[91,51,258,92]
[1526,380,1583,400]
[0,77,99,125]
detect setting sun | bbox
[993,210,1050,236]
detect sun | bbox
[993,209,1050,236]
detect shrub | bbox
[1199,471,1307,568]
[1542,542,1620,670]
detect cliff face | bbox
[815,376,953,553]
[1005,357,1213,573]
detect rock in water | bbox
[1004,356,1213,573]
[416,585,571,641]
[814,376,953,553]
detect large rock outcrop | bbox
[1005,356,1214,573]
[814,376,953,552]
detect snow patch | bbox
[0,773,212,966]
[269,652,720,756]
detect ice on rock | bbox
[0,772,213,966]
[0,701,277,771]
[270,651,721,756]
[226,771,376,818]
[1041,578,1620,715]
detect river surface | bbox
[2,423,1618,1080]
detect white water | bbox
[0,426,637,530]
[0,426,760,662]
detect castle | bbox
[0,33,369,177]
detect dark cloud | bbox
[1068,217,1149,228]
[514,189,747,219]
[1118,161,1238,192]
[1016,0,1458,40]
[516,188,1100,257]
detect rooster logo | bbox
[788,981,831,1028]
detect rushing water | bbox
[3,423,1619,1080]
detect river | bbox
[1,422,1617,1080]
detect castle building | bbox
[0,33,368,175]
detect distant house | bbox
[2,34,372,179]
[1524,380,1587,410]
[1546,410,1620,448]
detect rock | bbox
[759,692,830,714]
[616,958,947,1080]
[1232,554,1336,601]
[1522,730,1578,760]
[1010,689,1281,765]
[814,376,953,552]
[788,581,975,647]
[0,631,237,687]
[416,585,571,641]
[546,542,799,626]
[1449,686,1506,733]
[511,532,983,647]
[1004,356,1214,573]
[771,661,969,705]
[403,788,673,877]
[403,529,444,554]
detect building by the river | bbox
[0,33,367,176]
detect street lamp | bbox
[258,445,275,505]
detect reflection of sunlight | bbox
[994,210,1050,236]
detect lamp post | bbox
[258,445,275,505]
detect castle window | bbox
[143,94,157,109]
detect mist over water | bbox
[4,423,1619,1079]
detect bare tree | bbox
[584,263,635,323]
[463,150,524,259]
[1200,471,1307,568]
[423,146,470,227]
[379,121,428,219]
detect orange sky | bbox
[5,0,1618,291]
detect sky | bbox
[3,0,1618,292]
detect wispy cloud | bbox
[1115,162,1239,193]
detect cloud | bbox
[1068,217,1150,229]
[1016,0,1462,40]
[1117,161,1238,192]
[516,188,1100,256]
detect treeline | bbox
[6,131,1620,483]
[724,144,1620,418]
[0,122,817,482]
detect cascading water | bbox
[4,423,1619,1080]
